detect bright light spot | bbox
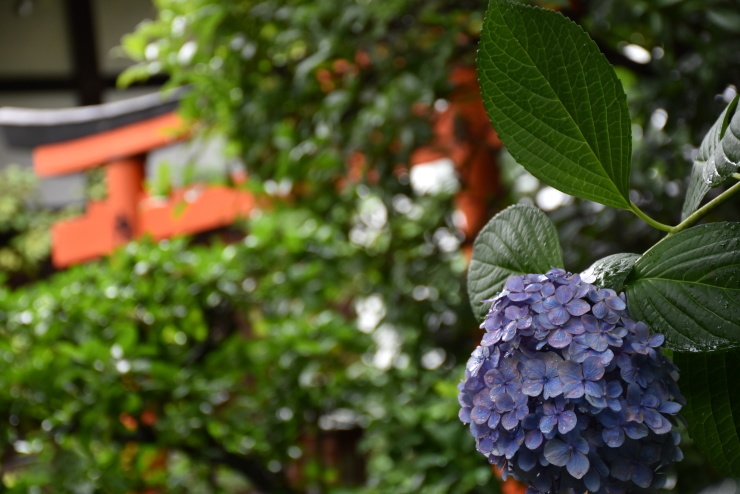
[242,277,257,292]
[412,286,430,301]
[288,446,303,459]
[580,265,597,284]
[110,344,123,360]
[145,43,159,61]
[277,407,294,421]
[621,44,651,64]
[373,324,402,370]
[723,85,738,103]
[652,47,665,60]
[452,209,468,231]
[535,187,572,211]
[650,108,668,131]
[359,196,387,229]
[13,440,32,455]
[240,436,256,453]
[318,409,361,430]
[410,158,459,195]
[355,295,386,333]
[513,173,540,195]
[665,180,680,198]
[421,348,446,370]
[394,353,410,370]
[434,99,450,113]
[392,194,413,214]
[17,311,33,325]
[178,41,197,65]
[267,460,282,473]
[174,332,187,345]
[433,227,460,253]
[116,360,131,374]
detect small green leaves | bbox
[673,349,740,476]
[625,222,740,351]
[478,0,632,209]
[468,204,563,320]
[581,253,639,291]
[683,95,740,220]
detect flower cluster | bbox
[459,269,684,494]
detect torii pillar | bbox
[0,90,254,268]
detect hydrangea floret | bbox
[458,268,684,494]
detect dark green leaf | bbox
[468,203,563,320]
[478,0,632,208]
[673,349,740,476]
[581,253,640,291]
[682,95,740,220]
[625,222,740,351]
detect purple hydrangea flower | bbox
[458,269,683,494]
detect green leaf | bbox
[682,95,740,220]
[673,349,740,476]
[581,253,640,291]
[478,0,632,208]
[468,203,563,320]
[625,222,740,351]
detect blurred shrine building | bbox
[0,68,501,268]
[0,1,502,269]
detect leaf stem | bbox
[670,178,740,236]
[629,202,673,232]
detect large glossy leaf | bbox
[682,96,740,220]
[468,204,563,320]
[478,0,632,209]
[581,253,640,291]
[625,223,740,351]
[673,349,740,476]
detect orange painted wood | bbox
[50,184,254,268]
[33,112,185,176]
[139,186,255,240]
[51,200,116,266]
[106,157,145,244]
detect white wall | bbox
[0,0,159,207]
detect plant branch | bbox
[629,202,674,232]
[115,428,296,494]
[670,178,740,236]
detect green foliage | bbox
[581,253,639,292]
[683,96,740,219]
[114,2,505,488]
[625,222,740,351]
[467,204,563,320]
[469,0,740,481]
[0,165,75,277]
[478,0,632,209]
[121,0,483,186]
[673,349,740,477]
[0,187,486,491]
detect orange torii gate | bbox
[0,90,254,268]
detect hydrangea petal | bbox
[471,405,492,424]
[543,439,571,467]
[603,427,625,447]
[632,464,653,489]
[548,329,572,348]
[557,410,577,434]
[548,306,570,326]
[566,451,589,479]
[566,298,590,316]
[459,268,683,494]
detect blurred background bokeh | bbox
[0,0,738,492]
